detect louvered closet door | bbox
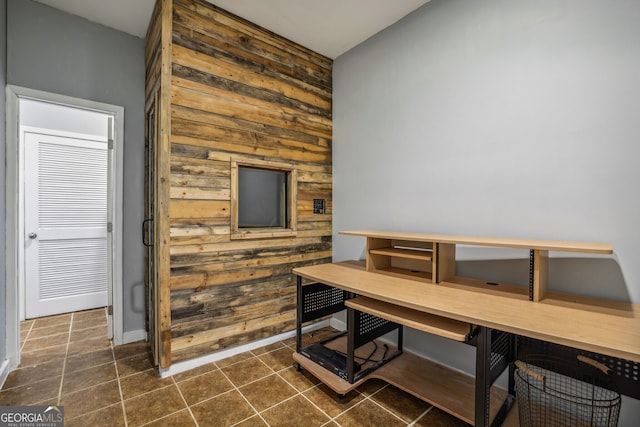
[24,131,108,318]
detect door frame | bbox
[5,85,125,370]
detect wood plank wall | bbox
[147,0,333,365]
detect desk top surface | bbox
[293,262,640,363]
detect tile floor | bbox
[1,309,471,426]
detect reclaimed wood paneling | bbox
[144,0,165,367]
[146,0,332,365]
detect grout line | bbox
[214,355,254,371]
[69,323,107,334]
[242,359,335,422]
[119,379,175,402]
[248,341,287,357]
[29,315,73,331]
[20,341,70,354]
[408,405,434,426]
[172,364,219,384]
[57,312,75,405]
[323,383,390,426]
[363,382,388,398]
[361,390,415,426]
[137,410,187,427]
[278,387,336,422]
[54,367,120,395]
[111,340,129,427]
[213,354,279,391]
[244,391,307,425]
[272,364,310,390]
[217,366,269,426]
[326,398,365,425]
[190,387,235,408]
[222,370,275,390]
[19,320,35,353]
[261,338,360,425]
[251,355,277,374]
[63,402,124,424]
[171,376,200,427]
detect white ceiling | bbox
[33,0,430,59]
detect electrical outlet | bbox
[313,199,325,214]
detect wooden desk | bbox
[293,261,640,426]
[295,262,640,364]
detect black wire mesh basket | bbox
[514,355,621,427]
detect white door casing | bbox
[23,129,109,318]
[106,117,115,340]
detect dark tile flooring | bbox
[0,309,471,426]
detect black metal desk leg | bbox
[296,275,303,353]
[347,307,356,383]
[475,326,492,427]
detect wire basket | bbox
[514,355,621,427]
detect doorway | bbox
[5,86,124,370]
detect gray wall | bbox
[333,0,640,423]
[6,0,146,333]
[0,0,7,366]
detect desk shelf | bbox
[346,296,472,342]
[293,345,512,426]
[367,237,436,280]
[348,230,614,302]
[369,247,433,261]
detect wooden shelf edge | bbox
[370,247,433,261]
[345,297,470,342]
[293,349,510,426]
[341,230,613,254]
[369,267,433,283]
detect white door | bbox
[24,129,109,318]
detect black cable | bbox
[361,341,379,364]
[380,343,389,361]
[336,342,390,364]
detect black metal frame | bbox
[346,304,403,383]
[472,327,517,427]
[295,276,403,384]
[295,278,348,353]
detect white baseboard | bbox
[122,329,147,345]
[159,319,331,378]
[0,359,10,390]
[329,317,346,331]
